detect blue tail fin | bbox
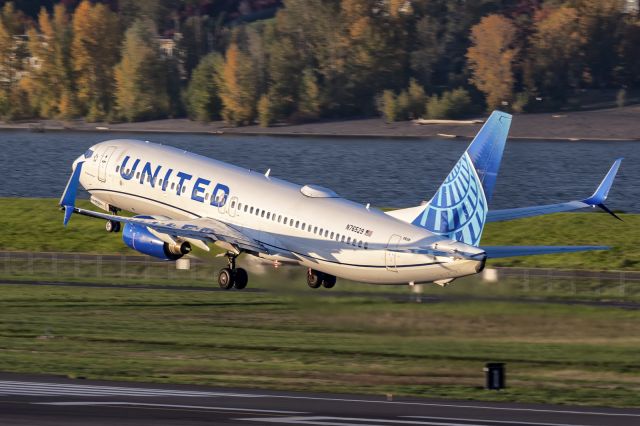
[412,111,512,246]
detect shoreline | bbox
[1,105,639,141]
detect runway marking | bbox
[35,401,305,415]
[403,416,591,426]
[0,380,259,398]
[5,379,640,419]
[238,416,488,426]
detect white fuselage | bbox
[78,139,484,285]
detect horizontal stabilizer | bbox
[481,245,608,259]
[487,158,623,222]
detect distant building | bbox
[625,0,639,14]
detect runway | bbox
[0,374,638,426]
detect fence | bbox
[1,251,639,298]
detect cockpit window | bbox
[84,149,94,159]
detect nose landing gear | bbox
[218,252,249,290]
[307,269,337,289]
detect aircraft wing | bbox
[481,245,608,258]
[73,207,266,254]
[486,158,623,222]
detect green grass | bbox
[0,197,636,270]
[0,284,639,407]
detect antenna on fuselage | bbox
[265,168,271,177]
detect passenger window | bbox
[330,232,334,239]
[301,223,306,231]
[116,165,120,172]
[289,218,293,226]
[278,215,282,223]
[364,242,368,250]
[266,212,270,220]
[341,235,345,243]
[159,179,163,186]
[273,214,276,221]
[250,207,254,214]
[347,237,351,244]
[126,169,130,174]
[136,172,140,179]
[261,210,265,218]
[205,193,210,201]
[171,182,175,190]
[325,230,329,238]
[182,186,186,194]
[146,175,151,182]
[319,228,323,236]
[313,226,318,234]
[295,220,299,228]
[358,241,362,248]
[231,201,236,208]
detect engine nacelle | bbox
[122,218,191,260]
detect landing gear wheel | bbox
[307,269,323,289]
[233,268,248,290]
[105,220,120,233]
[322,274,337,289]
[218,267,234,290]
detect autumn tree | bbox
[184,52,224,122]
[218,41,258,125]
[466,14,518,110]
[26,5,76,118]
[72,0,120,121]
[0,2,28,119]
[114,20,170,122]
[527,6,582,102]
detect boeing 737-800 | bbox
[60,111,622,289]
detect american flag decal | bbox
[365,230,373,237]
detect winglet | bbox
[582,158,623,221]
[59,162,84,226]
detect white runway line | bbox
[238,416,488,426]
[35,401,306,414]
[403,416,591,426]
[0,380,257,398]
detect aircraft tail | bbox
[411,111,512,246]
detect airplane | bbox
[60,111,623,290]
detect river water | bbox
[0,130,636,211]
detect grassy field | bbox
[0,197,637,270]
[1,197,640,407]
[0,284,639,407]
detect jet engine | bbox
[122,219,191,260]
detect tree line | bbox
[1,0,639,125]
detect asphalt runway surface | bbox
[1,373,639,426]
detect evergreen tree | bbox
[114,20,170,122]
[184,52,224,122]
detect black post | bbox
[484,363,505,390]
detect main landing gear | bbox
[307,268,337,289]
[105,207,121,233]
[105,220,121,233]
[218,252,249,290]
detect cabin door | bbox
[98,146,117,182]
[385,234,402,272]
